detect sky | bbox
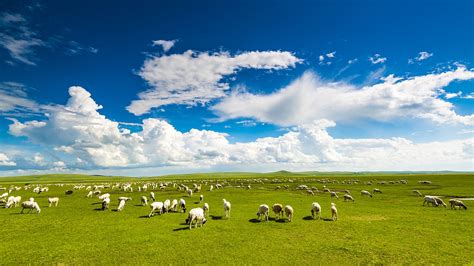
[0,0,473,176]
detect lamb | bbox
[331,203,338,221]
[149,201,164,217]
[185,208,207,229]
[330,192,339,199]
[48,197,59,207]
[98,193,110,200]
[203,203,209,217]
[343,194,354,202]
[423,196,439,207]
[141,196,148,206]
[200,194,204,202]
[449,199,468,210]
[20,201,41,214]
[257,204,270,221]
[223,199,231,218]
[102,197,110,210]
[178,198,186,213]
[284,205,294,222]
[5,196,21,208]
[311,202,321,220]
[186,188,193,197]
[272,203,284,220]
[373,188,382,193]
[150,192,155,201]
[163,199,171,212]
[170,199,178,212]
[361,190,373,197]
[117,199,127,211]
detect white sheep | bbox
[203,203,209,217]
[423,196,439,207]
[102,197,110,210]
[141,196,148,206]
[200,194,204,202]
[449,199,467,210]
[311,202,321,220]
[343,194,354,202]
[118,196,132,202]
[361,190,373,198]
[170,199,178,212]
[86,191,93,197]
[373,188,382,193]
[272,203,284,220]
[330,192,339,199]
[223,199,231,218]
[21,201,41,214]
[209,185,214,191]
[186,188,193,197]
[150,192,155,201]
[117,199,127,211]
[148,201,164,217]
[5,196,21,208]
[331,203,338,221]
[48,197,59,207]
[257,204,270,221]
[284,205,294,222]
[163,199,171,212]
[99,193,110,200]
[178,198,186,213]
[186,208,207,229]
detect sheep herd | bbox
[0,178,469,231]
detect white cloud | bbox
[462,93,474,99]
[236,120,257,127]
[348,58,358,64]
[445,91,462,99]
[0,153,16,166]
[319,55,324,61]
[0,82,39,114]
[211,67,474,126]
[152,39,177,52]
[416,51,433,61]
[326,51,336,58]
[127,50,302,115]
[369,53,387,64]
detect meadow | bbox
[0,172,473,265]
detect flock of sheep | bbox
[0,177,469,230]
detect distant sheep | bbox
[343,194,354,202]
[203,203,209,217]
[48,197,59,207]
[257,204,270,221]
[418,181,432,185]
[186,189,193,197]
[433,197,447,207]
[373,188,382,193]
[118,197,132,202]
[423,196,439,207]
[223,199,231,218]
[306,189,314,195]
[311,202,321,220]
[284,205,294,222]
[150,192,155,201]
[272,203,284,220]
[412,190,423,197]
[361,190,373,198]
[141,196,148,206]
[149,202,164,217]
[330,192,339,199]
[186,208,207,229]
[21,201,41,214]
[449,199,467,210]
[170,199,178,212]
[163,199,171,212]
[331,203,338,221]
[117,199,127,211]
[65,190,73,195]
[200,194,204,202]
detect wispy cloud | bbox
[369,53,387,64]
[152,39,177,52]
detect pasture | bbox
[0,172,473,264]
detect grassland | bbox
[0,172,473,265]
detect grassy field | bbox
[0,172,473,265]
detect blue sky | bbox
[0,0,473,176]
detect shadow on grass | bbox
[91,202,101,205]
[138,215,150,218]
[93,208,105,211]
[321,218,334,222]
[210,215,223,220]
[179,222,188,226]
[173,227,189,231]
[135,204,145,207]
[302,215,314,220]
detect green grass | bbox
[0,173,473,264]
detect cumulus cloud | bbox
[445,91,462,99]
[369,53,387,64]
[0,153,16,166]
[127,50,302,115]
[211,67,474,126]
[152,39,177,52]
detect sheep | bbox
[186,188,193,197]
[331,203,338,221]
[284,205,294,222]
[449,199,468,210]
[272,204,284,220]
[163,199,171,212]
[150,192,155,201]
[117,199,127,211]
[413,190,423,197]
[257,204,270,221]
[223,199,231,218]
[434,197,447,207]
[418,181,432,185]
[203,203,209,217]
[361,190,373,198]
[65,190,73,195]
[86,191,93,197]
[343,194,354,202]
[5,196,21,208]
[98,193,110,200]
[344,189,351,194]
[423,196,439,207]
[102,197,110,210]
[209,185,214,191]
[149,201,164,217]
[29,197,34,202]
[323,188,331,193]
[311,202,321,220]
[330,192,339,199]
[20,201,41,214]
[48,197,59,207]
[373,188,382,193]
[141,196,148,206]
[178,198,186,213]
[306,189,315,196]
[185,208,207,229]
[170,199,178,212]
[118,197,132,202]
[0,192,9,199]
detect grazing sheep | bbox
[203,203,209,217]
[99,193,110,200]
[48,197,59,207]
[330,192,339,199]
[433,197,447,207]
[343,194,354,202]
[311,202,321,220]
[272,204,284,220]
[178,198,186,213]
[185,208,207,229]
[86,191,93,197]
[117,199,127,211]
[331,203,338,221]
[141,196,148,206]
[418,181,432,185]
[186,189,193,197]
[102,197,110,210]
[361,190,373,198]
[257,204,270,221]
[449,199,468,210]
[373,188,382,193]
[200,194,204,202]
[423,196,439,207]
[20,201,41,214]
[306,189,315,195]
[163,199,171,212]
[413,190,423,197]
[223,199,231,218]
[284,205,294,222]
[344,190,351,194]
[150,192,155,201]
[5,196,21,208]
[118,197,132,202]
[170,199,178,212]
[149,202,164,217]
[323,188,331,193]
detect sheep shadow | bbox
[91,202,101,205]
[210,215,223,220]
[173,227,189,231]
[194,201,202,204]
[138,215,150,218]
[135,204,144,207]
[93,208,105,211]
[248,218,261,223]
[321,218,334,222]
[302,215,314,221]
